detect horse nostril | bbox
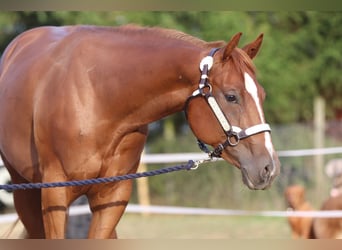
[261,164,271,179]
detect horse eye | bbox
[225,94,238,103]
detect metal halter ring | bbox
[227,131,240,147]
[199,83,212,96]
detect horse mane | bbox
[120,25,255,73]
[81,24,254,73]
[116,24,226,49]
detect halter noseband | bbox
[185,48,271,158]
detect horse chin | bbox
[221,154,270,190]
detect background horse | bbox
[284,185,315,239]
[0,24,280,238]
[312,159,342,238]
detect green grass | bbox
[117,213,292,239]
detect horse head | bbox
[186,32,280,190]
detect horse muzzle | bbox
[240,157,280,190]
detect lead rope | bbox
[0,159,215,191]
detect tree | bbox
[248,12,341,122]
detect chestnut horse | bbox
[0,25,280,238]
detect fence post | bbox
[136,151,151,215]
[313,96,325,203]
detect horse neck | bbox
[105,45,208,125]
[147,48,204,115]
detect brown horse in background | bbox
[284,185,315,239]
[0,24,280,238]
[285,184,342,239]
[313,194,342,239]
[313,159,342,238]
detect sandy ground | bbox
[0,218,26,239]
[0,212,291,239]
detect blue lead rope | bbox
[0,160,195,192]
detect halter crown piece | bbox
[189,48,271,158]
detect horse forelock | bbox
[230,48,256,76]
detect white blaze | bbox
[244,72,275,164]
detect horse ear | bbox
[242,33,264,59]
[222,32,242,61]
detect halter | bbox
[185,48,271,158]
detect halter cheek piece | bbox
[185,48,271,158]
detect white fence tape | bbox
[2,204,342,225]
[0,147,341,166]
[124,204,342,218]
[141,147,342,164]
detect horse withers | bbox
[0,24,280,238]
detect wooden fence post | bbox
[136,150,151,215]
[314,96,325,203]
